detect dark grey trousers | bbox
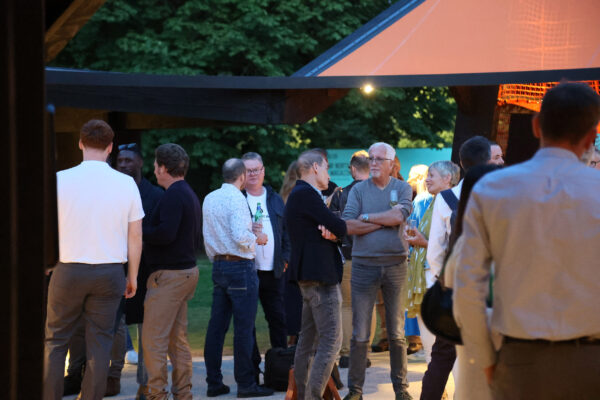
[491,339,600,400]
[294,282,342,400]
[65,307,128,380]
[44,262,125,400]
[348,262,409,394]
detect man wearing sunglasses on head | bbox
[117,143,163,399]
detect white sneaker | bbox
[407,348,426,362]
[125,350,138,365]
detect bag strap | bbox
[438,189,459,288]
[440,189,458,211]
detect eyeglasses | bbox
[246,166,264,175]
[367,157,392,164]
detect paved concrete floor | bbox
[65,351,454,399]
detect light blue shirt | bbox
[454,147,600,368]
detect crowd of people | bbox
[43,82,600,400]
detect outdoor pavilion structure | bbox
[2,0,599,398]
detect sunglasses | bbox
[118,143,142,157]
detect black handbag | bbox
[420,279,463,345]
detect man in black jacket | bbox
[118,144,163,399]
[285,150,347,400]
[241,152,291,374]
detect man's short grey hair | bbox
[222,158,246,183]
[241,152,263,164]
[429,160,461,187]
[297,150,324,176]
[368,142,396,159]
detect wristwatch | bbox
[361,213,369,222]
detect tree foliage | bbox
[53,0,456,194]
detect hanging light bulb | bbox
[362,83,375,95]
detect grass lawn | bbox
[130,257,271,356]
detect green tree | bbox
[53,0,455,194]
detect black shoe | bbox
[395,390,413,400]
[366,358,372,368]
[63,374,81,396]
[339,355,349,368]
[104,376,121,396]
[343,391,363,400]
[371,338,389,352]
[207,384,230,397]
[237,384,274,398]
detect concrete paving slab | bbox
[65,351,454,399]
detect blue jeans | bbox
[294,283,342,400]
[348,261,409,394]
[204,260,259,390]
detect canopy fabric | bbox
[296,0,600,82]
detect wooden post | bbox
[0,0,49,399]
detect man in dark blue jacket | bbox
[284,150,347,400]
[241,152,291,375]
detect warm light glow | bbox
[362,84,374,94]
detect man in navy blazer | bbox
[284,150,347,400]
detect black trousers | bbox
[252,270,287,371]
[420,335,456,400]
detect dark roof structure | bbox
[48,0,600,129]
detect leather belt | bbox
[214,254,251,262]
[504,336,600,345]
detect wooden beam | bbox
[54,107,249,132]
[54,107,108,132]
[449,85,499,166]
[283,88,349,124]
[45,0,106,63]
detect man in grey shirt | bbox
[342,142,413,400]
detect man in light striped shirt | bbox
[454,82,600,399]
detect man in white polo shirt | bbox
[44,119,144,400]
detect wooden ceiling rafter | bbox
[45,0,106,63]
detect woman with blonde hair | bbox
[407,164,429,199]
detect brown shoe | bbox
[136,384,148,400]
[371,338,389,352]
[105,376,121,397]
[407,342,423,355]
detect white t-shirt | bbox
[57,160,145,264]
[246,188,275,271]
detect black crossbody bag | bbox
[420,189,463,345]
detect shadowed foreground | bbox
[64,351,454,399]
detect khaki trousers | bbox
[142,267,199,400]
